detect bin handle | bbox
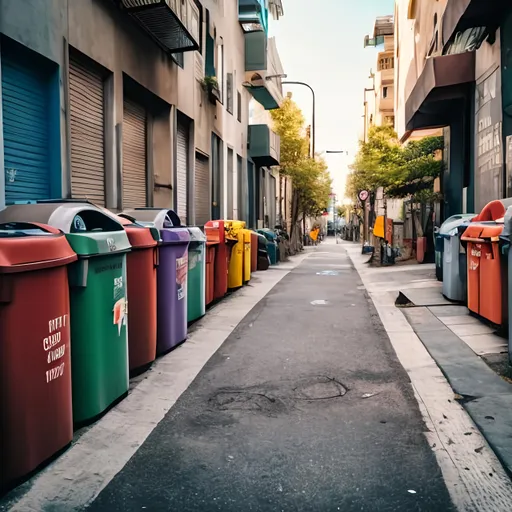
[461,236,485,243]
[154,247,159,268]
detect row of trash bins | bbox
[0,200,287,492]
[434,198,512,341]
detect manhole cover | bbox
[293,377,347,400]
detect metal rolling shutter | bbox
[1,55,51,201]
[176,120,189,224]
[194,153,210,226]
[122,99,147,208]
[69,56,105,205]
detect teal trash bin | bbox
[187,227,206,323]
[0,201,132,425]
[258,229,278,265]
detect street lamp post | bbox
[281,81,316,158]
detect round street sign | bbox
[358,190,369,202]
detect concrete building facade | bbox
[0,0,285,229]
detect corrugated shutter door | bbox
[1,55,51,201]
[69,56,105,205]
[194,153,210,226]
[176,121,189,224]
[123,99,147,208]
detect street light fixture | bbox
[265,77,316,159]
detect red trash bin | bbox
[0,222,77,491]
[205,241,218,306]
[116,214,159,374]
[461,223,504,325]
[205,220,237,301]
[251,232,258,273]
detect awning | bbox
[442,0,506,47]
[405,52,475,131]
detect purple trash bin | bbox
[122,208,190,355]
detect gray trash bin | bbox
[441,215,474,302]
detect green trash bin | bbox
[187,227,207,323]
[0,202,132,424]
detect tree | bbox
[271,97,332,244]
[346,125,443,202]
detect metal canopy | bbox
[405,52,475,131]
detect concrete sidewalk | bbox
[344,240,512,509]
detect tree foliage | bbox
[346,125,444,201]
[271,97,332,226]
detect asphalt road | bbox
[87,244,455,512]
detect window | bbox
[226,73,233,114]
[382,86,388,99]
[237,91,242,122]
[205,10,215,76]
[377,57,394,71]
[216,37,224,102]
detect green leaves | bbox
[347,125,444,201]
[271,98,332,218]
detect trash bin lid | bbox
[0,222,77,273]
[461,222,504,242]
[257,229,276,241]
[123,208,190,245]
[123,208,182,229]
[111,212,159,249]
[256,233,268,246]
[0,203,131,257]
[224,220,246,237]
[187,227,206,243]
[473,199,512,222]
[439,214,475,238]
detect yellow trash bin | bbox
[242,229,252,284]
[227,220,245,289]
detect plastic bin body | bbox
[257,233,270,270]
[441,216,474,302]
[436,214,475,282]
[258,229,277,264]
[205,242,218,306]
[0,222,77,491]
[69,250,129,422]
[116,215,158,373]
[187,227,206,323]
[250,232,258,272]
[123,208,190,354]
[157,237,188,353]
[205,220,236,300]
[462,223,504,325]
[0,202,132,425]
[442,234,468,302]
[227,220,246,289]
[242,229,252,283]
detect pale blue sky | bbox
[270,0,394,197]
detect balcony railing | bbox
[249,124,280,167]
[119,0,200,53]
[244,35,283,110]
[238,0,268,33]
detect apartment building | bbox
[363,16,395,141]
[395,0,512,218]
[0,0,284,229]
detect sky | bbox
[270,0,395,200]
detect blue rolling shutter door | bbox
[1,55,51,201]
